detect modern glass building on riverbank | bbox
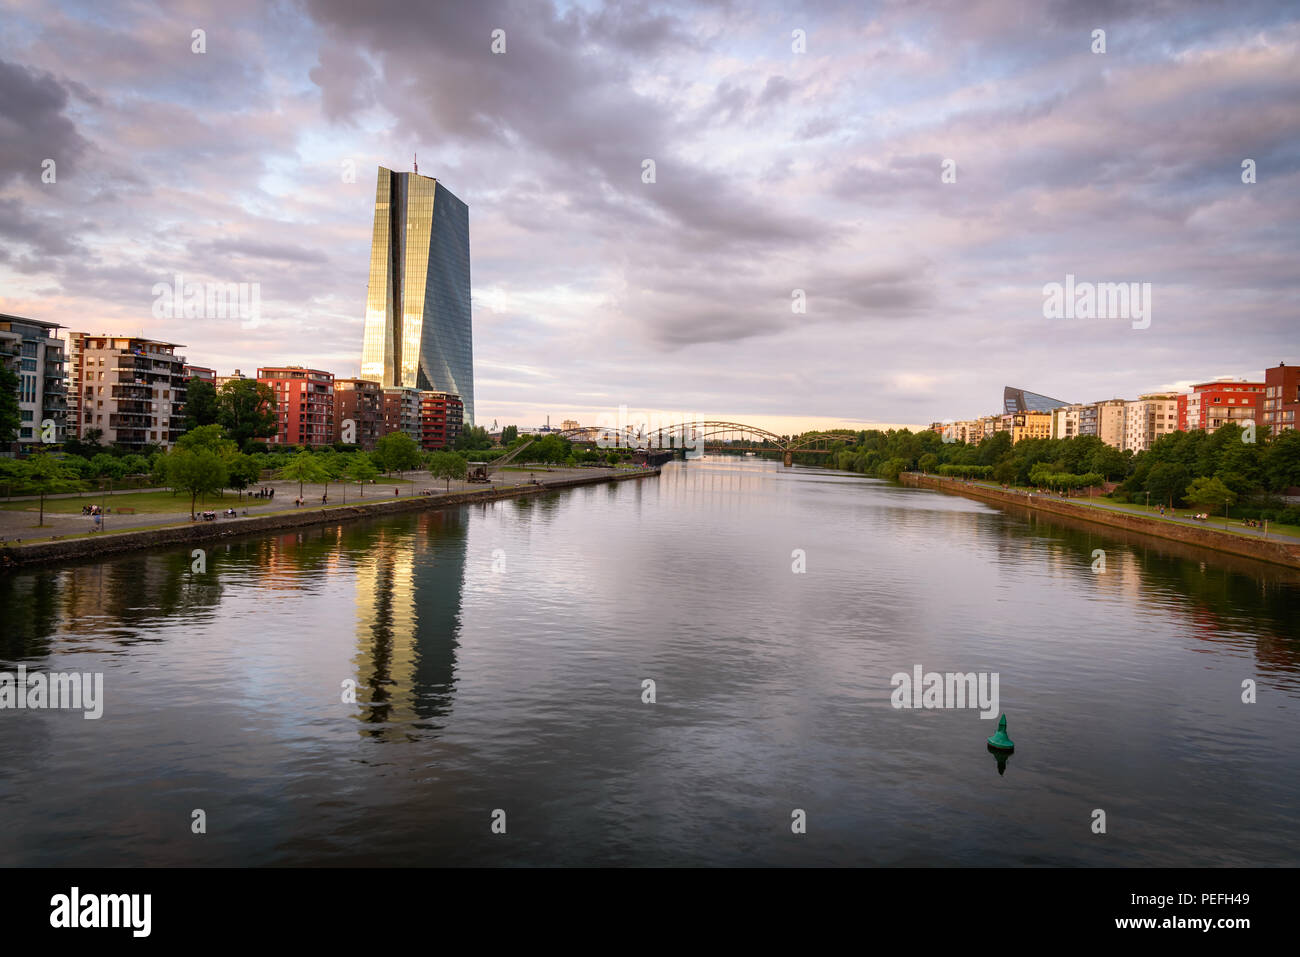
[1003,385,1069,414]
[360,166,475,425]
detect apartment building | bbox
[334,378,382,450]
[66,333,187,450]
[381,387,422,444]
[1010,411,1052,443]
[1263,362,1299,434]
[1087,399,1127,449]
[215,369,250,389]
[419,391,464,451]
[1177,379,1263,432]
[1051,404,1085,440]
[0,314,68,451]
[1122,394,1179,452]
[258,366,335,447]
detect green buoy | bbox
[987,714,1015,752]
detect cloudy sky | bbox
[1,0,1297,433]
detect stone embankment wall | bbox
[0,469,658,570]
[901,472,1300,570]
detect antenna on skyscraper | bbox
[414,152,418,174]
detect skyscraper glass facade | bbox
[1003,386,1070,414]
[361,167,475,424]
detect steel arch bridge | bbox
[556,421,854,466]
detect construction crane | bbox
[467,438,535,482]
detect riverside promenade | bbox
[0,465,659,569]
[902,472,1300,570]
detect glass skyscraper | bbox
[361,166,475,425]
[1003,385,1069,414]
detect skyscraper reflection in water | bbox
[352,510,467,739]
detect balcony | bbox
[111,394,153,408]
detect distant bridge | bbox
[556,421,853,466]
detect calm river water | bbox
[1,457,1298,866]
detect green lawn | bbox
[1084,497,1300,540]
[959,481,1300,541]
[2,477,422,515]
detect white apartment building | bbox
[1122,393,1179,452]
[1052,404,1085,440]
[67,333,188,450]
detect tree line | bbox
[812,423,1300,521]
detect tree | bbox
[0,457,24,499]
[316,448,342,496]
[90,452,126,480]
[343,453,379,495]
[1089,445,1128,481]
[877,457,909,482]
[217,379,278,451]
[226,452,262,501]
[428,450,467,491]
[530,434,571,464]
[918,452,938,474]
[148,452,168,488]
[978,431,1012,466]
[21,451,81,526]
[183,377,221,430]
[374,431,423,477]
[63,427,104,460]
[176,423,238,456]
[1029,462,1057,488]
[164,447,229,520]
[119,453,150,477]
[1145,462,1191,508]
[992,458,1018,484]
[454,424,492,452]
[1265,429,1300,492]
[1185,475,1236,516]
[278,450,331,498]
[500,425,518,445]
[0,364,20,445]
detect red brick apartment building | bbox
[257,366,334,447]
[333,378,382,449]
[419,391,464,450]
[1177,380,1263,432]
[1264,362,1299,434]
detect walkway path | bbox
[933,476,1300,543]
[0,467,626,543]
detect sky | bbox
[1,0,1297,435]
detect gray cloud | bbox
[0,58,89,187]
[0,0,1296,429]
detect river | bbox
[1,457,1297,865]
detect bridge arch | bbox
[556,421,854,465]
